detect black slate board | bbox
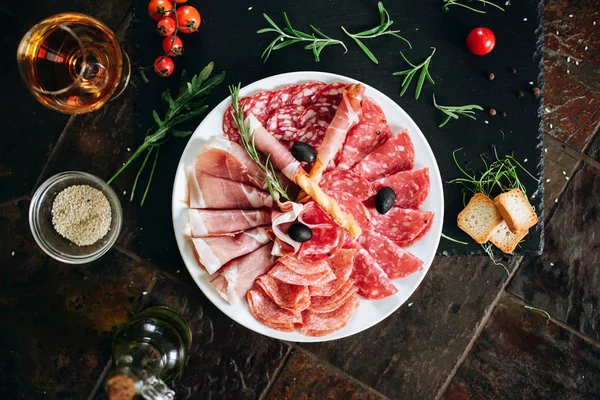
[132,0,544,260]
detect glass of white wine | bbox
[16,12,131,114]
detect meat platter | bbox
[172,71,444,342]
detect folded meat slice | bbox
[247,287,302,332]
[255,275,310,313]
[301,296,359,336]
[352,129,415,181]
[271,201,304,256]
[309,248,356,297]
[185,209,271,237]
[211,244,275,304]
[358,231,423,279]
[368,206,434,248]
[191,227,271,275]
[297,201,344,262]
[187,168,273,209]
[308,279,358,314]
[269,261,336,286]
[195,136,267,189]
[370,168,430,209]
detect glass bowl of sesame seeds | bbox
[29,171,123,264]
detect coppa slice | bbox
[301,296,359,336]
[310,248,356,297]
[191,226,271,275]
[187,168,273,209]
[247,287,302,332]
[195,136,267,189]
[308,279,358,314]
[370,168,430,209]
[337,97,392,170]
[255,275,310,313]
[211,244,275,304]
[368,206,434,248]
[185,209,271,237]
[352,129,415,181]
[269,261,336,286]
[358,231,423,279]
[321,170,376,202]
[297,201,344,262]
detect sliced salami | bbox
[297,201,344,262]
[352,129,415,181]
[267,84,299,113]
[247,287,302,332]
[327,191,372,231]
[345,238,398,300]
[266,105,304,146]
[321,169,376,202]
[269,262,336,286]
[301,296,359,336]
[223,104,239,142]
[298,103,337,128]
[308,279,358,314]
[294,125,327,152]
[290,81,326,106]
[358,231,423,279]
[368,206,434,248]
[222,91,272,143]
[312,82,346,106]
[278,256,331,275]
[337,97,392,170]
[370,168,430,209]
[310,248,356,297]
[256,275,310,313]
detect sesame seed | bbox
[550,124,553,129]
[176,270,181,273]
[408,303,413,307]
[556,30,560,35]
[562,170,566,175]
[531,195,536,199]
[123,190,126,195]
[555,198,558,203]
[524,158,528,162]
[142,291,148,295]
[567,69,570,74]
[567,57,570,62]
[566,176,569,180]
[248,6,252,10]
[594,21,596,26]
[484,120,489,124]
[550,262,554,266]
[523,18,528,21]
[11,251,15,256]
[569,14,573,17]
[546,178,551,182]
[544,148,548,153]
[545,107,550,113]
[529,81,534,85]
[585,46,589,51]
[127,148,131,152]
[575,61,579,65]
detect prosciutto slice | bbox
[271,201,304,256]
[195,136,267,189]
[187,168,273,209]
[368,206,434,248]
[191,227,271,275]
[211,244,275,304]
[358,231,423,279]
[297,202,344,262]
[185,209,271,237]
[308,84,365,182]
[352,129,415,181]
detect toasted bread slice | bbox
[489,220,528,254]
[457,193,503,244]
[494,188,538,233]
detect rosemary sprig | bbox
[441,233,468,245]
[258,13,347,63]
[107,63,225,205]
[341,2,411,64]
[393,47,436,99]
[228,84,291,202]
[442,0,505,14]
[433,94,483,128]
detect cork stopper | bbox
[106,374,136,400]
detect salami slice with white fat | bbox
[290,81,326,106]
[269,261,336,286]
[301,296,359,336]
[267,84,299,113]
[370,168,430,209]
[223,91,273,142]
[358,231,423,279]
[337,97,392,170]
[266,105,304,146]
[352,129,415,181]
[312,82,346,106]
[298,103,337,128]
[310,248,356,297]
[294,125,327,152]
[327,191,372,232]
[368,206,434,248]
[308,279,358,314]
[247,287,302,332]
[255,275,310,313]
[321,169,376,202]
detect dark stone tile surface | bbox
[267,350,387,400]
[543,134,579,214]
[587,130,600,162]
[544,0,600,151]
[443,293,600,399]
[0,199,157,399]
[301,256,519,400]
[509,163,600,341]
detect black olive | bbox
[291,141,317,163]
[288,222,313,243]
[375,187,396,214]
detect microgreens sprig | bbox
[228,84,291,202]
[257,13,347,63]
[393,47,436,99]
[433,94,483,128]
[341,2,411,64]
[442,0,505,14]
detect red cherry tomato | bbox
[162,36,183,56]
[154,56,175,77]
[174,0,188,3]
[148,0,174,21]
[176,6,201,33]
[466,27,496,55]
[157,17,176,36]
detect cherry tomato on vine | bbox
[162,36,183,56]
[176,6,201,33]
[148,0,174,22]
[466,27,496,56]
[157,17,176,36]
[154,56,175,77]
[174,0,188,3]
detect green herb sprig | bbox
[433,94,483,128]
[442,0,505,14]
[228,84,291,202]
[524,305,551,324]
[258,13,347,63]
[108,63,225,205]
[341,2,411,64]
[393,47,436,99]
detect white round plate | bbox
[172,71,443,342]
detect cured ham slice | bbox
[191,227,271,275]
[185,209,271,237]
[256,275,310,313]
[352,129,415,181]
[308,279,358,314]
[301,296,359,336]
[370,168,430,209]
[247,287,302,332]
[195,137,267,189]
[211,244,275,304]
[310,248,356,297]
[337,97,392,170]
[269,261,336,286]
[297,202,344,262]
[358,231,423,279]
[308,84,365,182]
[187,168,273,209]
[368,206,434,248]
[320,169,376,202]
[271,201,304,256]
